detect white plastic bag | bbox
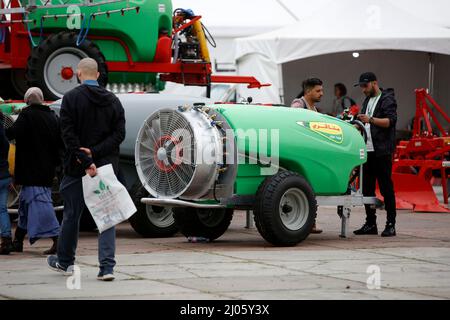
[82,164,137,233]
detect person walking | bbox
[291,78,324,234]
[5,87,62,254]
[47,58,126,281]
[0,112,12,255]
[354,72,398,237]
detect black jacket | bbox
[5,104,63,187]
[0,114,10,180]
[60,84,125,178]
[361,88,398,157]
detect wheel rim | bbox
[43,47,88,98]
[197,209,225,227]
[146,205,175,228]
[279,188,309,231]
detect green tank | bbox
[215,104,366,196]
[27,0,172,62]
[22,0,172,99]
[0,101,27,115]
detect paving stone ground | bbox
[1,207,449,300]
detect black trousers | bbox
[363,152,397,225]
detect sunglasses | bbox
[359,83,369,88]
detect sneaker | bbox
[353,223,378,235]
[381,224,396,237]
[47,255,72,276]
[97,272,115,282]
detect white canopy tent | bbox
[164,0,329,97]
[235,0,450,129]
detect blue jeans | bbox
[0,177,12,238]
[57,175,116,273]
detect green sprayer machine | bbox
[135,104,380,246]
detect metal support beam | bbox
[245,210,253,229]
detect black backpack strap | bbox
[341,96,356,109]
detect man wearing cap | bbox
[354,72,397,237]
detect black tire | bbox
[11,69,28,98]
[26,31,108,100]
[128,183,178,238]
[0,69,21,100]
[173,207,233,241]
[254,171,317,246]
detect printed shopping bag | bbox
[82,164,137,233]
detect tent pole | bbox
[278,63,285,104]
[428,53,435,96]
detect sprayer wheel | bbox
[173,207,233,241]
[254,171,317,246]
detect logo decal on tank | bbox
[297,121,344,144]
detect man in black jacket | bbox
[354,72,397,237]
[47,58,125,281]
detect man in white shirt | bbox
[354,72,398,237]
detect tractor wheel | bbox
[0,69,21,100]
[173,207,233,241]
[26,31,108,100]
[128,183,178,238]
[254,171,317,246]
[11,69,28,98]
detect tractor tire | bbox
[0,69,21,100]
[128,183,178,238]
[173,207,233,241]
[254,171,317,246]
[26,31,108,100]
[11,69,28,98]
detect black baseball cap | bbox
[354,72,377,87]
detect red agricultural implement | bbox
[386,89,450,213]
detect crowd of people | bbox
[0,58,125,282]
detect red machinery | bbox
[386,89,450,212]
[0,1,270,99]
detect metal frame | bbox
[141,163,382,239]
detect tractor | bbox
[0,0,267,100]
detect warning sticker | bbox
[297,121,344,144]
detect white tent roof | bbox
[235,0,450,63]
